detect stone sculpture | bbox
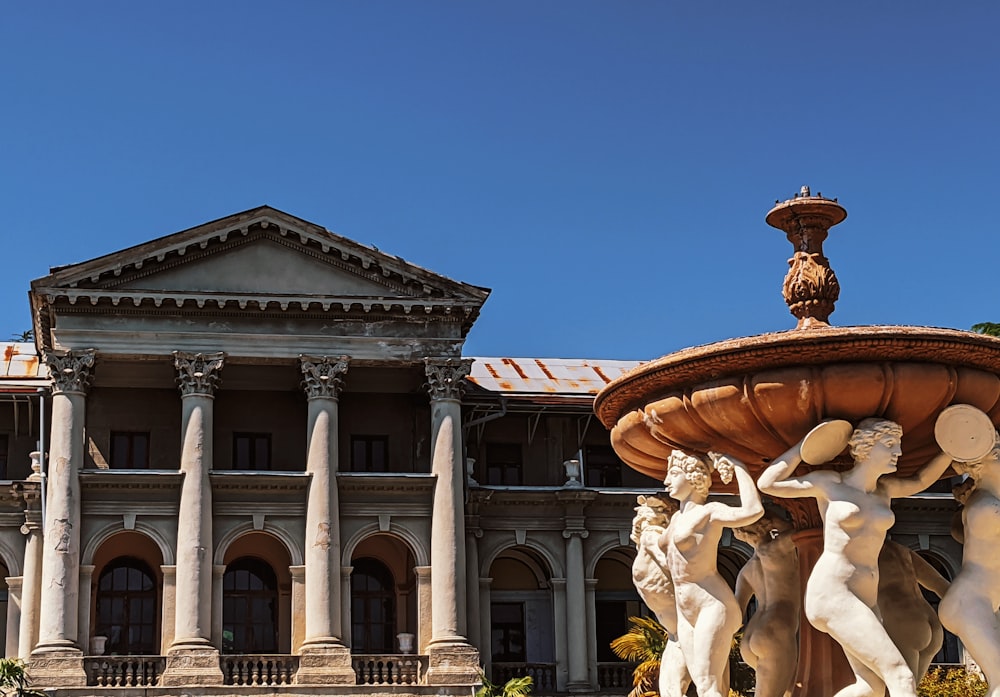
[629,495,690,697]
[939,441,1000,697]
[662,449,763,697]
[733,506,800,697]
[877,541,949,683]
[758,418,954,697]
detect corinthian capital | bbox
[300,355,350,399]
[424,357,473,402]
[173,351,226,396]
[45,349,96,395]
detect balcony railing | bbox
[222,654,298,686]
[597,661,636,689]
[353,654,427,685]
[492,662,557,692]
[85,656,165,687]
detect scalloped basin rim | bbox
[594,325,1000,428]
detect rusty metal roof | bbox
[1,343,48,388]
[467,357,642,397]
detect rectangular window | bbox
[486,443,523,485]
[585,445,624,487]
[233,433,271,470]
[109,432,150,469]
[351,435,389,472]
[490,602,526,662]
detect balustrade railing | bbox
[353,654,427,685]
[491,662,557,692]
[85,656,165,687]
[222,654,298,686]
[597,661,636,689]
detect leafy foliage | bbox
[610,615,667,697]
[728,630,755,696]
[6,330,32,343]
[475,671,533,697]
[917,666,987,697]
[972,322,1000,337]
[0,658,43,697]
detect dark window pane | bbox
[95,557,157,655]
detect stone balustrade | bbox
[85,656,166,687]
[597,661,637,689]
[491,662,557,692]
[352,654,427,685]
[221,655,299,686]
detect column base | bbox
[159,644,223,687]
[28,646,86,688]
[295,643,356,685]
[426,640,480,685]
[567,679,594,692]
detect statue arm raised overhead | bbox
[705,452,764,526]
[881,450,954,499]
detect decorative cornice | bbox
[424,357,473,401]
[44,349,96,395]
[173,351,226,396]
[300,355,350,399]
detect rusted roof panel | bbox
[1,343,48,386]
[468,357,642,396]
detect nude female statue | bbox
[733,506,800,697]
[630,495,690,697]
[758,418,954,697]
[877,541,949,683]
[660,449,764,697]
[939,442,1000,697]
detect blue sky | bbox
[3,2,998,359]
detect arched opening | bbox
[349,533,417,654]
[221,531,293,654]
[0,564,8,657]
[95,558,157,655]
[717,546,750,590]
[916,550,961,665]
[594,550,642,665]
[223,558,278,654]
[488,547,555,691]
[92,531,164,655]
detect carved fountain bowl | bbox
[594,326,1000,489]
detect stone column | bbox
[211,565,225,650]
[340,566,353,649]
[415,566,432,654]
[161,351,224,687]
[160,566,176,653]
[6,577,22,658]
[464,523,482,651]
[552,578,568,692]
[296,356,356,685]
[478,578,492,678]
[296,356,354,684]
[30,349,94,686]
[423,358,479,684]
[563,529,591,691]
[585,578,598,688]
[289,566,306,653]
[77,565,94,652]
[18,510,43,659]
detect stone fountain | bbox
[595,187,1000,696]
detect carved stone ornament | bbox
[300,355,350,399]
[45,349,96,395]
[424,357,472,401]
[173,351,226,396]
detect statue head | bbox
[849,418,903,463]
[631,494,675,544]
[733,504,793,547]
[665,450,713,498]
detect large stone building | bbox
[0,207,963,695]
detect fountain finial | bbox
[766,187,847,330]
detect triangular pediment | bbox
[32,206,489,306]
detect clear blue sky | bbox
[3,2,998,359]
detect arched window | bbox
[223,558,278,654]
[95,558,157,655]
[351,558,396,653]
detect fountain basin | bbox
[595,325,1000,486]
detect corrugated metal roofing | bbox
[467,357,642,396]
[1,343,48,386]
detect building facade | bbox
[0,207,963,695]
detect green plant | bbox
[972,322,1000,337]
[0,658,43,697]
[917,666,987,697]
[475,671,533,697]
[609,615,667,697]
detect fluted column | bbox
[423,357,479,684]
[30,350,93,686]
[295,356,354,685]
[564,529,590,691]
[18,509,42,659]
[161,351,224,687]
